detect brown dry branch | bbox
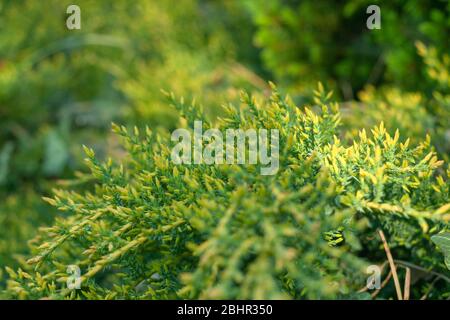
[378,229,403,300]
[403,267,411,300]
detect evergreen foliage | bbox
[0,0,448,301]
[0,0,259,276]
[342,42,450,160]
[4,85,449,299]
[244,0,449,95]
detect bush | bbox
[244,1,449,162]
[0,0,259,187]
[4,86,449,299]
[341,42,450,160]
[244,0,449,95]
[0,0,260,276]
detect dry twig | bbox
[378,229,403,300]
[403,267,411,300]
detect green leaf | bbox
[431,232,450,270]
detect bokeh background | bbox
[0,0,449,288]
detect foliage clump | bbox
[4,85,449,299]
[244,0,449,95]
[342,42,450,160]
[0,0,259,275]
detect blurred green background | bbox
[0,0,448,287]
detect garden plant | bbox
[0,0,448,301]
